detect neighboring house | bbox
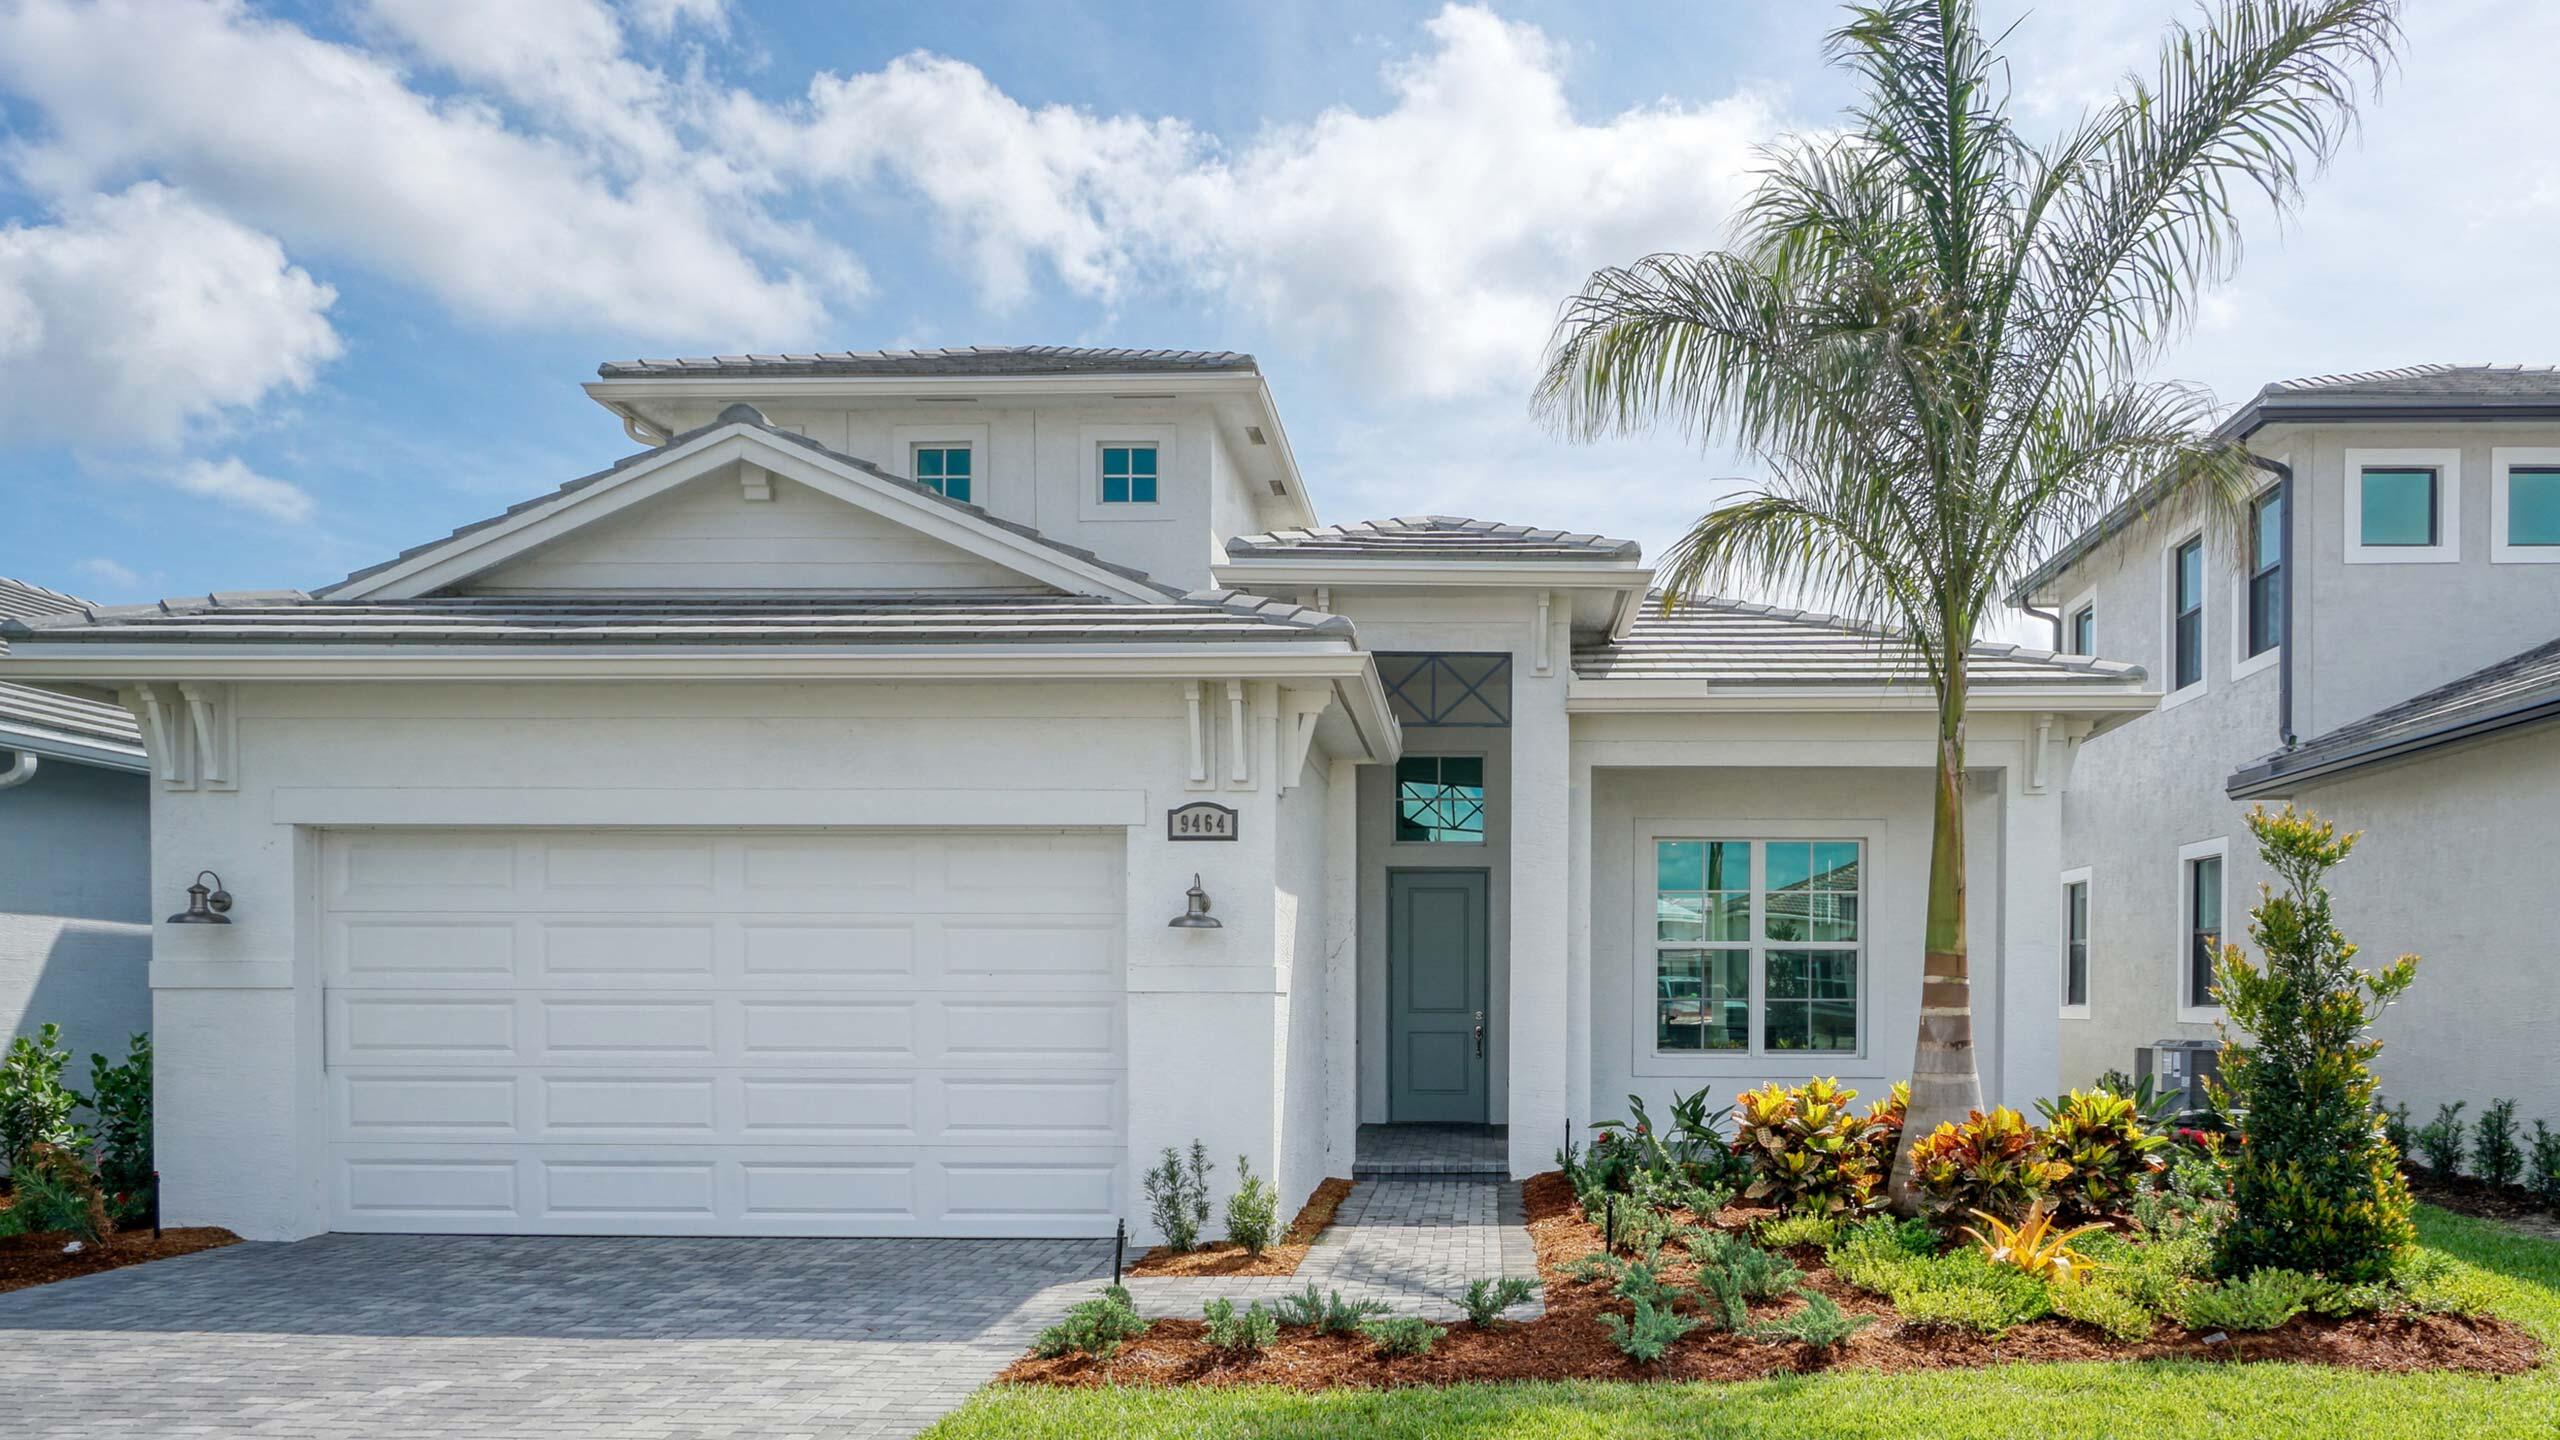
[2015,365,2560,1124]
[0,347,2150,1242]
[0,577,153,1071]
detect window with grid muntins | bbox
[1653,838,1862,1056]
[2247,490,2283,657]
[911,444,973,502]
[2172,537,2204,689]
[1099,444,1158,504]
[1394,755,1485,843]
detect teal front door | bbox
[1387,869,1489,1122]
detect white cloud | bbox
[0,183,340,445]
[623,0,726,39]
[76,557,143,591]
[172,456,315,524]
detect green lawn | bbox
[924,1206,2559,1440]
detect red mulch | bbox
[999,1171,2544,1390]
[0,1226,240,1295]
[1127,1177,1356,1278]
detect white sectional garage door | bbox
[321,829,1126,1237]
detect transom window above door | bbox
[1394,755,1486,843]
[910,444,973,502]
[1652,838,1863,1057]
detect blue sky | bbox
[2,0,2555,610]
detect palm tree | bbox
[1537,0,2399,1209]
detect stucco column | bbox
[1565,741,1593,1145]
[1506,637,1570,1176]
[1996,738,2064,1110]
[1320,753,1360,1177]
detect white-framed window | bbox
[908,442,974,502]
[891,423,992,509]
[2491,447,2560,563]
[2060,866,2092,1018]
[2176,837,2228,1022]
[2345,447,2461,563]
[2067,593,2096,657]
[1077,423,1177,522]
[2163,531,2206,705]
[2233,483,2284,681]
[1650,836,1865,1058]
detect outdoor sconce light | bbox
[167,871,234,925]
[1166,873,1222,929]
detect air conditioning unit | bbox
[2134,1039,2223,1121]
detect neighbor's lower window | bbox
[2186,853,2223,1009]
[1654,838,1862,1055]
[2064,879,2089,1008]
[1394,755,1485,843]
[911,444,973,502]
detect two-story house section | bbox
[2015,366,2560,1124]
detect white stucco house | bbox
[0,347,2156,1242]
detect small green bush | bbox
[1757,1212,1843,1251]
[85,1033,151,1224]
[1903,1106,2070,1219]
[1831,1239,2052,1333]
[1609,1256,1681,1310]
[1600,1294,1696,1364]
[2308,1279,2396,1318]
[1750,1289,1870,1350]
[1458,1276,1537,1328]
[1722,1242,1804,1301]
[2052,1277,2157,1341]
[2036,1089,2169,1215]
[1,1023,86,1173]
[2413,1103,2467,1176]
[1275,1284,1388,1335]
[1224,1153,1277,1254]
[2379,1101,2414,1158]
[1144,1142,1213,1252]
[2388,1247,2500,1316]
[0,1141,108,1242]
[1694,1263,1751,1332]
[2177,1267,2327,1332]
[1033,1286,1150,1359]
[1729,1078,1893,1218]
[2530,1121,2560,1215]
[1358,1316,1445,1357]
[2472,1100,2523,1190]
[1200,1297,1278,1355]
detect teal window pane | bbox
[1129,446,1157,476]
[1704,840,1748,890]
[1656,894,1703,942]
[1657,948,1747,1051]
[1765,842,1810,892]
[2253,490,2284,571]
[1765,950,1857,1052]
[1656,840,1702,892]
[916,449,943,478]
[1133,473,1158,503]
[1101,474,1129,504]
[1099,443,1159,504]
[2361,468,2438,546]
[1394,754,1484,843]
[1102,447,1129,472]
[2176,538,2204,610]
[2512,468,2560,545]
[1705,891,1751,942]
[945,448,970,477]
[1814,842,1858,881]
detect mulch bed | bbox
[1000,1171,2543,1390]
[0,1226,240,1295]
[2407,1169,2560,1242]
[1126,1177,1356,1278]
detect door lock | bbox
[1472,1010,1486,1057]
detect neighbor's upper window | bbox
[2171,536,2204,691]
[2069,604,2095,657]
[911,444,973,503]
[1099,444,1159,504]
[1394,755,1485,843]
[2360,467,2439,548]
[2508,466,2560,547]
[2246,488,2284,657]
[1653,838,1862,1056]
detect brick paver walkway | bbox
[0,1232,1110,1440]
[1125,1177,1541,1320]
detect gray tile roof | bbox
[1,591,1354,649]
[321,402,1188,599]
[2252,364,2560,400]
[1224,516,1640,563]
[2228,633,2560,796]
[0,578,144,757]
[598,346,1257,380]
[1574,595,2147,687]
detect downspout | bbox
[0,748,36,789]
[2248,453,2297,748]
[2019,600,2064,652]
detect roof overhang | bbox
[1567,679,2161,717]
[0,719,148,772]
[585,370,1319,530]
[2219,399,2560,442]
[1213,561,1655,636]
[2225,689,2560,799]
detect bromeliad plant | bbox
[1905,1107,2071,1219]
[1960,1199,2108,1284]
[2037,1089,2170,1216]
[1731,1078,1891,1218]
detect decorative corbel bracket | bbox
[1276,687,1334,795]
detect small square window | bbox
[1099,444,1159,504]
[1394,755,1484,843]
[2360,467,2439,547]
[2511,467,2560,546]
[910,444,973,503]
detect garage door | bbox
[320,829,1126,1236]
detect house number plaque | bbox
[1167,801,1239,841]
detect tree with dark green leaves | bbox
[2211,806,2417,1282]
[1537,0,2400,1210]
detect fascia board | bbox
[0,642,1364,680]
[1565,681,2159,716]
[1212,562,1654,589]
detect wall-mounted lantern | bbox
[167,871,234,925]
[1166,873,1221,929]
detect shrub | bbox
[1609,1255,1681,1310]
[2095,1070,2190,1131]
[1593,1087,1744,1193]
[2413,1103,2467,1176]
[0,1141,108,1242]
[1358,1316,1445,1357]
[1751,1289,1869,1350]
[1276,1284,1389,1335]
[1628,1166,1731,1222]
[2177,1267,2326,1332]
[2036,1089,2169,1215]
[1600,1294,1696,1364]
[1693,1263,1751,1332]
[2308,1279,2396,1318]
[1033,1286,1150,1359]
[1458,1276,1537,1328]
[85,1034,151,1224]
[1722,1241,1804,1301]
[1757,1212,1843,1251]
[1144,1142,1213,1251]
[1904,1107,2070,1219]
[1830,1231,2051,1333]
[1730,1078,1889,1218]
[1,1023,86,1173]
[2388,1246,2499,1316]
[2530,1121,2560,1215]
[2379,1100,2414,1159]
[1224,1153,1277,1253]
[1200,1297,1278,1355]
[2472,1100,2524,1190]
[2210,806,2419,1284]
[2052,1276,2157,1341]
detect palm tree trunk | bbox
[1887,649,1985,1212]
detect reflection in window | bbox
[911,444,973,502]
[2187,853,2223,1008]
[1394,755,1485,843]
[1652,838,1862,1056]
[2512,467,2560,546]
[2360,467,2438,547]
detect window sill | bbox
[2058,1004,2091,1021]
[2491,544,2560,564]
[2344,546,2459,565]
[2173,1005,2224,1026]
[2159,680,2208,711]
[2231,644,2280,683]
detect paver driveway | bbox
[0,1232,1113,1440]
